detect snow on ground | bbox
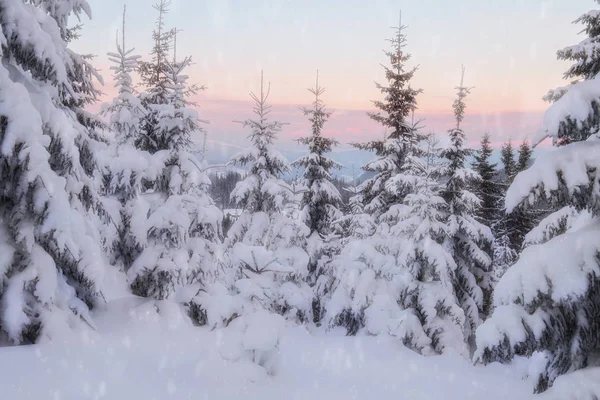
[0,296,568,400]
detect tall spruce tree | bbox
[441,67,493,342]
[496,139,536,256]
[353,13,422,218]
[292,71,342,237]
[100,7,151,268]
[0,0,109,343]
[493,140,520,279]
[326,134,469,355]
[291,72,343,323]
[127,31,222,301]
[224,73,311,324]
[136,0,175,154]
[476,2,600,391]
[472,134,502,227]
[500,140,517,182]
[517,139,533,173]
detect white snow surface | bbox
[0,296,544,400]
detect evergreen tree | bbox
[229,72,288,214]
[516,139,533,173]
[543,1,600,144]
[224,73,311,324]
[476,6,600,388]
[292,71,342,237]
[99,7,151,268]
[441,67,493,342]
[556,2,600,82]
[472,134,502,227]
[353,14,422,218]
[291,72,343,323]
[492,140,540,281]
[128,34,222,302]
[136,0,175,154]
[495,139,536,259]
[326,135,468,355]
[500,140,516,182]
[0,0,109,343]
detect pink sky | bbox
[78,0,592,150]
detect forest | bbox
[1,0,600,399]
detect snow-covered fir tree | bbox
[440,67,493,343]
[500,140,516,183]
[543,0,600,144]
[384,134,467,355]
[127,34,222,302]
[472,134,502,227]
[292,71,342,238]
[99,7,157,268]
[495,140,539,262]
[222,72,311,325]
[476,24,600,390]
[136,0,175,154]
[516,139,533,173]
[291,72,342,323]
[353,14,422,218]
[0,0,111,343]
[326,134,468,355]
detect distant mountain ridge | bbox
[196,138,545,182]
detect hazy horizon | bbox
[72,0,589,150]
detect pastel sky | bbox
[72,0,591,150]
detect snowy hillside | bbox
[0,297,534,400]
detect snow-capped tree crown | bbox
[352,14,423,217]
[441,66,478,216]
[101,6,144,146]
[229,72,289,214]
[556,2,600,82]
[292,71,342,236]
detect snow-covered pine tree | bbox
[230,72,288,214]
[475,28,600,391]
[291,71,342,323]
[292,71,342,238]
[440,67,493,343]
[326,134,468,355]
[500,139,517,183]
[99,7,156,268]
[543,1,600,144]
[136,0,175,154]
[495,139,536,259]
[223,72,311,324]
[0,0,110,343]
[472,133,502,227]
[504,139,538,250]
[353,13,423,218]
[127,33,222,302]
[384,134,467,354]
[517,139,533,173]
